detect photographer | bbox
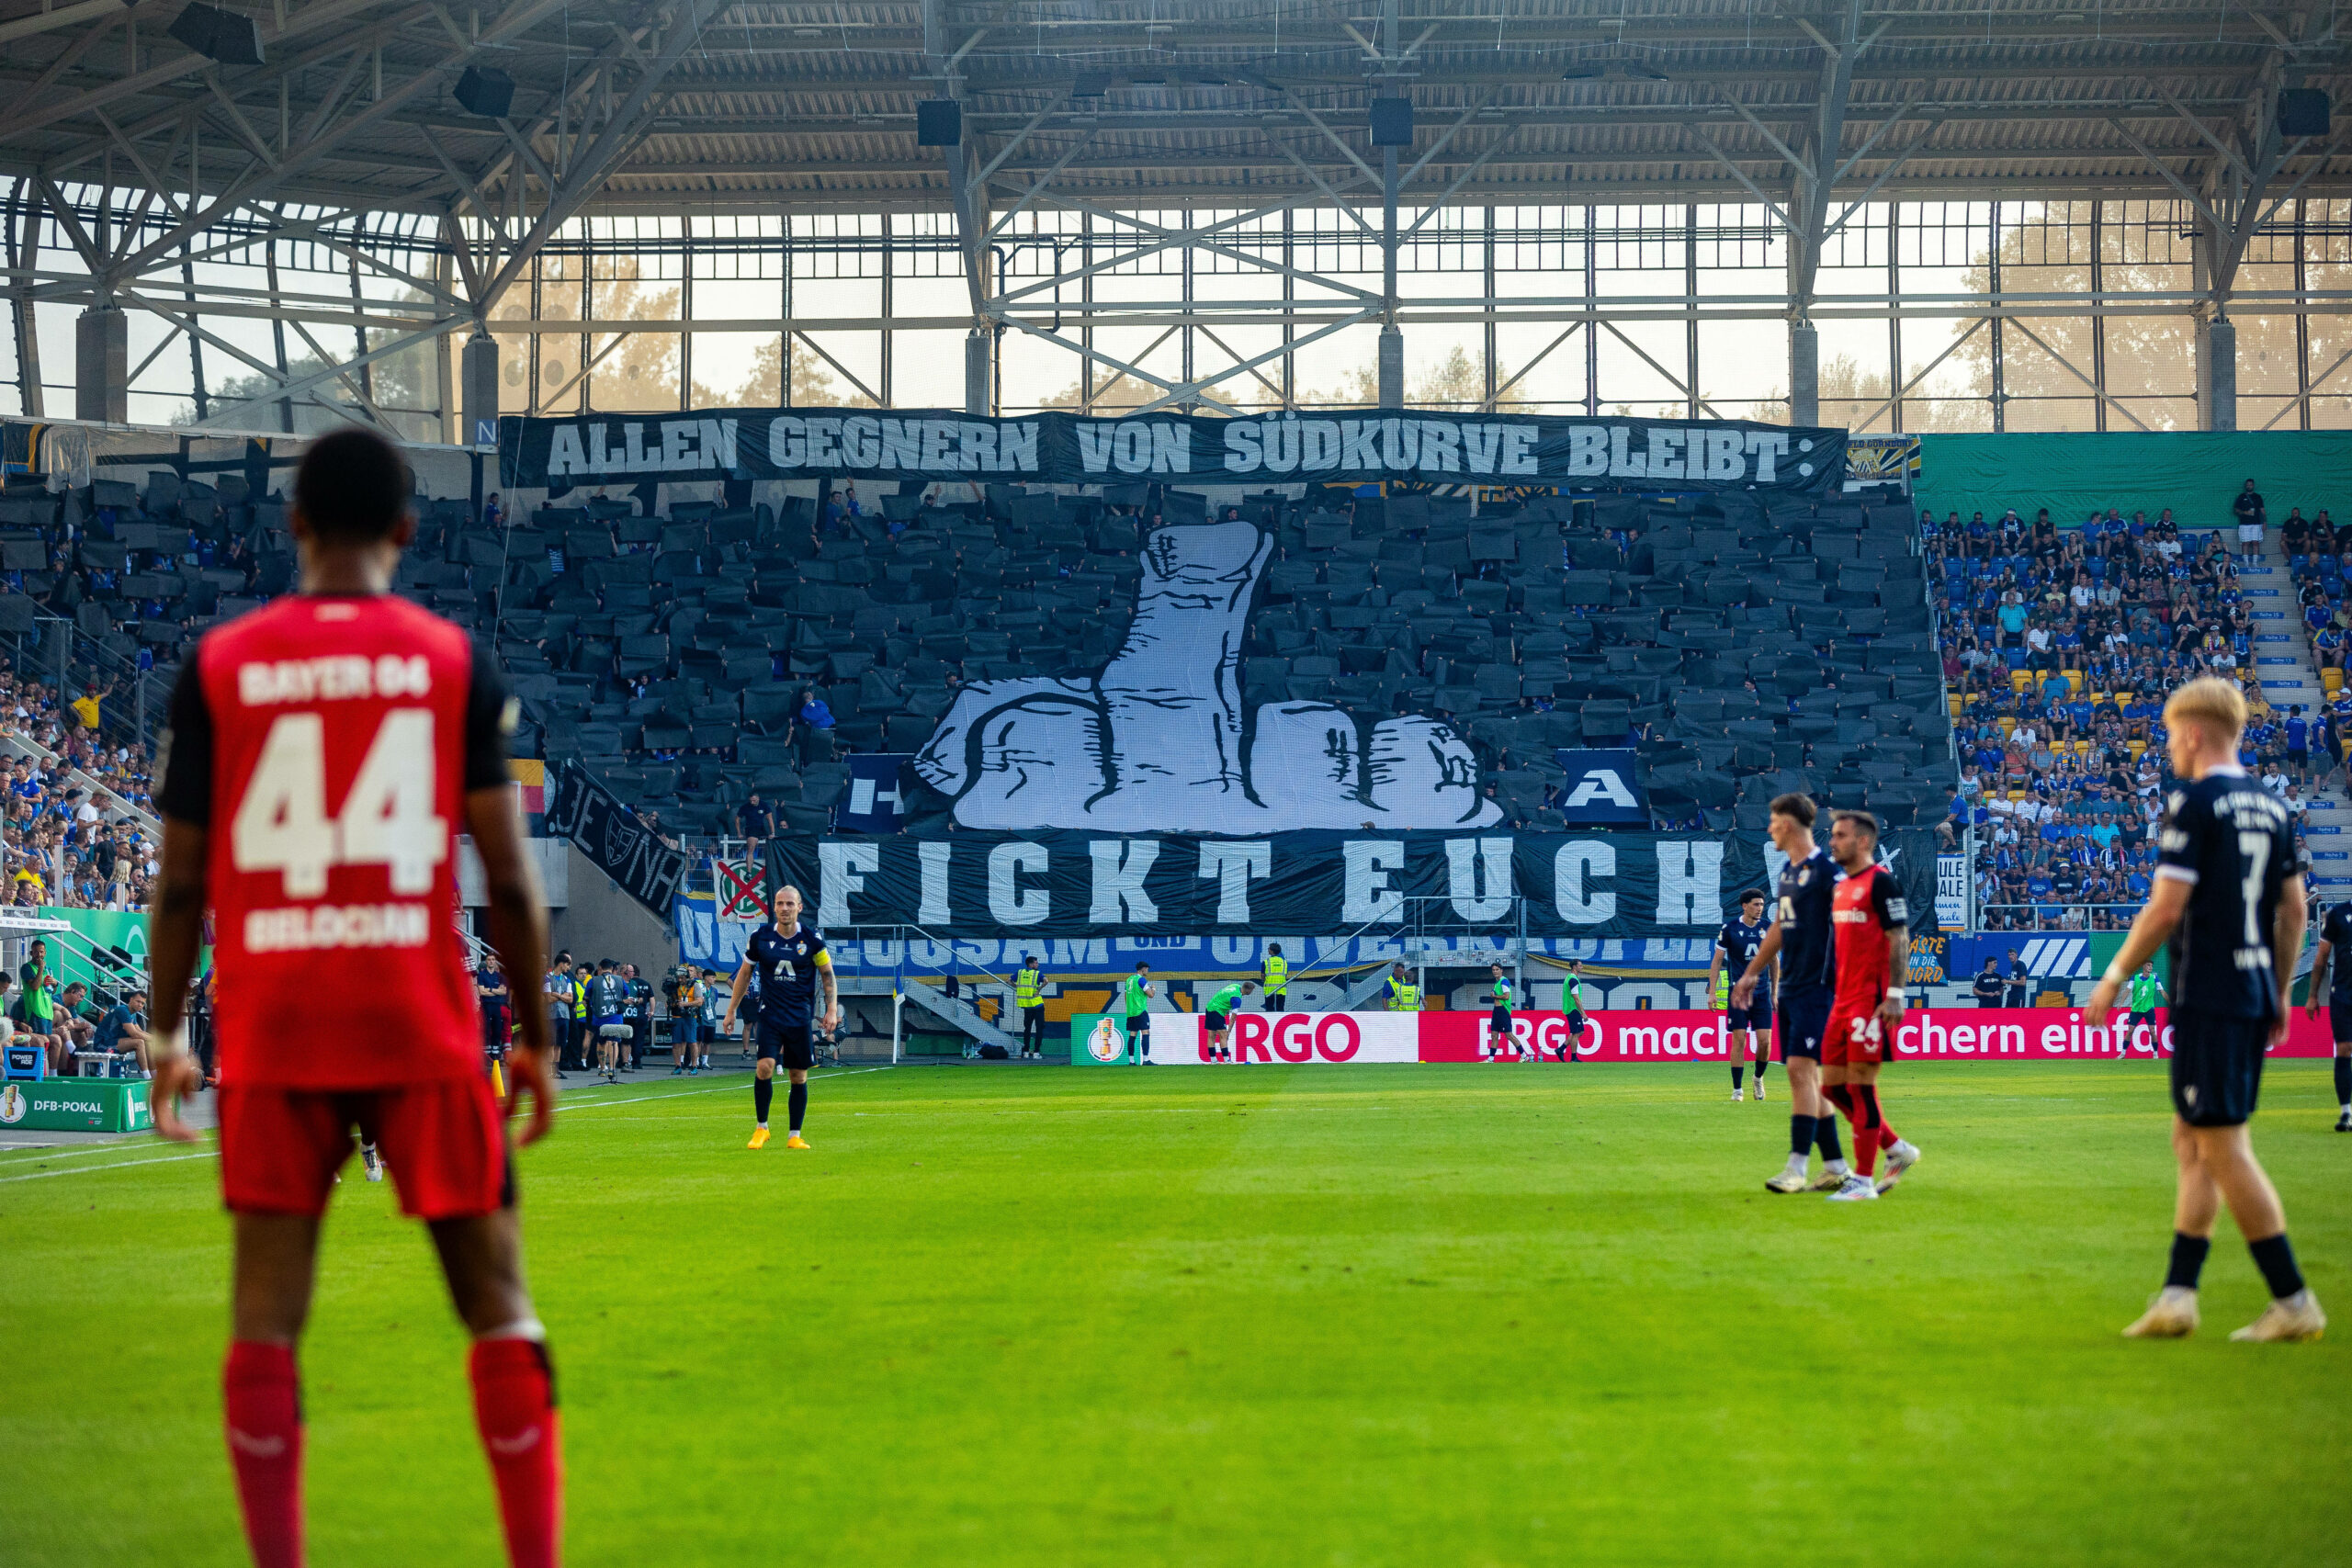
[622,963,653,1070]
[668,964,707,1076]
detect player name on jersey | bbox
[243,902,435,953]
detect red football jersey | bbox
[156,594,511,1089]
[1828,863,1910,1013]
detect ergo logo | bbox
[1222,1012,1362,1063]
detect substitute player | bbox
[722,885,839,1148]
[1734,794,1851,1192]
[1481,964,1520,1061]
[1816,811,1924,1201]
[145,428,561,1568]
[2087,678,2325,1339]
[1555,958,1590,1062]
[1121,962,1153,1064]
[2121,963,2166,1058]
[1711,888,1773,1101]
[2301,900,2352,1131]
[1202,978,1253,1061]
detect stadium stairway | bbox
[837,975,1020,1055]
[0,731,164,839]
[2248,532,2352,897]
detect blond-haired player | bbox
[2086,678,2325,1340]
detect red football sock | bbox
[1878,1122,1901,1151]
[469,1337,563,1568]
[223,1340,305,1568]
[1852,1085,1883,1177]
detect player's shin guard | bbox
[752,1075,773,1127]
[1851,1085,1884,1178]
[788,1080,808,1134]
[224,1340,304,1568]
[469,1336,562,1568]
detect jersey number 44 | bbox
[232,709,448,897]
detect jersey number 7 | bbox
[232,709,447,898]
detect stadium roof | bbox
[3,0,2349,220]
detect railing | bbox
[1974,899,2144,931]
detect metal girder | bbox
[1127,306,1379,415]
[1789,0,1864,321]
[185,311,463,430]
[476,0,735,311]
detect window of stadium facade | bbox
[12,187,2352,436]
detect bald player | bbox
[721,885,840,1150]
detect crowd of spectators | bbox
[0,659,160,911]
[1927,484,2335,930]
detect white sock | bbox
[476,1317,548,1343]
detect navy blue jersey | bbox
[2322,902,2352,1002]
[1717,917,1768,974]
[1774,847,1838,998]
[2156,769,2304,1019]
[746,922,830,1027]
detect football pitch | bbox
[5,1061,2346,1568]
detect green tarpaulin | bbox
[1917,432,2352,530]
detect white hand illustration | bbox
[913,519,1502,832]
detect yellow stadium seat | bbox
[2129,740,2145,758]
[2326,668,2345,695]
[2011,670,2034,693]
[2063,670,2084,693]
[1949,695,1965,718]
[1998,716,2017,737]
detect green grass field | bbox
[4,1060,2347,1567]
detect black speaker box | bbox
[1369,96,1414,147]
[917,98,963,147]
[2278,87,2330,138]
[455,65,517,119]
[168,4,265,66]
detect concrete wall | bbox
[544,840,673,980]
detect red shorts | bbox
[218,1074,512,1221]
[1823,1002,1892,1066]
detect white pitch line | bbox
[0,1150,218,1183]
[0,1067,903,1179]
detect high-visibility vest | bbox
[1261,953,1289,991]
[1713,967,1731,1008]
[571,976,587,1020]
[1015,966,1043,1008]
[1388,978,1420,1011]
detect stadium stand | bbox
[0,470,1957,867]
[1929,493,2348,931]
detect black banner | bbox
[548,760,692,916]
[768,829,1938,941]
[499,409,1847,496]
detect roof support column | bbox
[74,301,126,423]
[1786,0,1861,428]
[1378,141,1402,409]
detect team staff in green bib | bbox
[1555,958,1592,1063]
[2121,962,2167,1053]
[1483,964,1523,1061]
[1014,953,1046,1060]
[1203,979,1256,1063]
[1260,944,1289,1010]
[1386,963,1421,1012]
[1121,962,1154,1065]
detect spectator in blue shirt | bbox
[98,987,151,1075]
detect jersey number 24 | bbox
[232,709,447,897]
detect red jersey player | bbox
[1819,809,1924,1202]
[145,429,561,1568]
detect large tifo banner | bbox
[1072,1007,2340,1066]
[774,829,1939,941]
[500,409,1848,495]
